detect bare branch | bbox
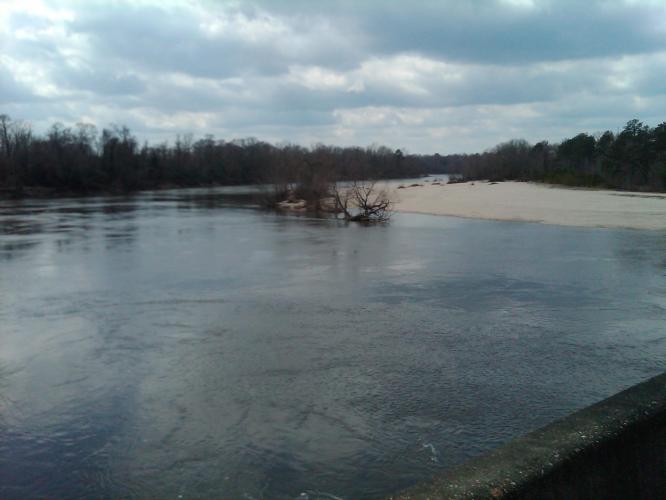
[332,180,393,222]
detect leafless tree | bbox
[333,180,393,222]
[0,115,12,160]
[0,115,31,192]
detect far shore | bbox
[387,180,666,230]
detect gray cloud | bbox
[251,0,666,63]
[54,67,146,96]
[0,65,38,105]
[1,0,665,153]
[64,3,363,78]
[360,0,666,64]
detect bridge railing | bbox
[387,372,666,500]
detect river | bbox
[1,187,665,498]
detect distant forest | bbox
[0,114,430,196]
[437,119,666,191]
[1,114,665,196]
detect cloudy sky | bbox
[1,0,665,153]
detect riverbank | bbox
[389,180,666,230]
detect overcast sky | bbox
[1,0,665,153]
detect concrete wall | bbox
[387,372,666,500]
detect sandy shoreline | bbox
[387,180,666,230]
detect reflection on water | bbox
[1,187,665,499]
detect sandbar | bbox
[388,180,666,230]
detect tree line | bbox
[3,114,664,196]
[436,119,666,191]
[0,114,429,197]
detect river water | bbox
[1,187,665,498]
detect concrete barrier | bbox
[387,372,666,499]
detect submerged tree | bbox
[333,181,393,222]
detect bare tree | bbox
[333,180,393,222]
[0,115,12,160]
[0,115,31,192]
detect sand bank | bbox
[388,180,666,230]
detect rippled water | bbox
[1,187,665,499]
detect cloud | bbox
[251,0,666,63]
[0,0,665,153]
[64,2,363,78]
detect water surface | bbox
[1,187,665,498]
